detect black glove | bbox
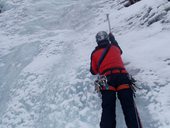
[109,33,117,44]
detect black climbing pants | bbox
[100,89,142,128]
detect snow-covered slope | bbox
[0,0,170,128]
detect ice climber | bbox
[90,31,143,128]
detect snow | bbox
[0,0,170,128]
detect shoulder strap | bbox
[97,44,111,70]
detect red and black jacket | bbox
[90,41,127,75]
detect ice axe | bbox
[106,14,111,33]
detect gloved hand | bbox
[109,33,117,43]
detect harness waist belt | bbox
[102,68,128,76]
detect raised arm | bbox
[109,33,123,54]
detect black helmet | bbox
[96,31,109,45]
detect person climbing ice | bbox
[90,31,143,128]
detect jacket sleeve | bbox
[112,42,123,54]
[90,52,98,75]
[109,33,123,54]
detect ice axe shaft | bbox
[106,14,111,33]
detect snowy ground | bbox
[0,0,170,128]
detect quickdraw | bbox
[94,75,109,91]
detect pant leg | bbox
[117,89,142,128]
[100,91,116,128]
